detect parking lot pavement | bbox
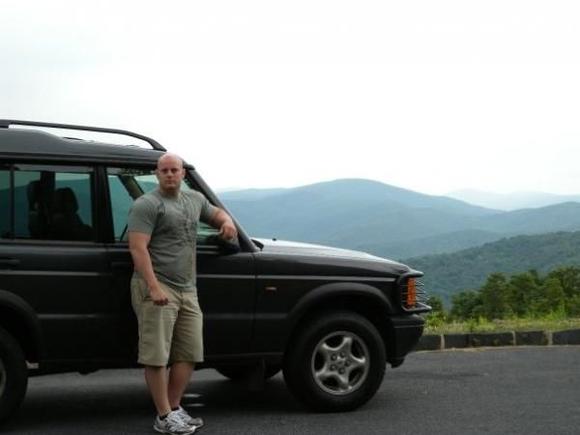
[3,346,580,435]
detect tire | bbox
[0,326,28,423]
[283,311,386,412]
[216,364,281,381]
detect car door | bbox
[0,163,115,364]
[104,166,256,360]
[195,221,256,356]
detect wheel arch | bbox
[0,290,43,364]
[284,282,396,359]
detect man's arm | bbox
[210,208,238,241]
[128,231,169,305]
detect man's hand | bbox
[129,231,169,306]
[212,209,238,241]
[219,221,238,241]
[149,286,169,306]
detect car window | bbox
[107,168,158,241]
[0,170,10,238]
[107,168,219,244]
[197,221,220,245]
[0,165,94,241]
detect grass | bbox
[425,316,580,335]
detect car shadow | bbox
[2,369,304,434]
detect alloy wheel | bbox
[311,331,370,396]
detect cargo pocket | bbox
[131,277,151,304]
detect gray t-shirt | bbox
[128,189,218,291]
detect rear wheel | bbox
[283,311,386,412]
[0,326,28,422]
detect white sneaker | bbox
[175,406,204,429]
[153,410,196,435]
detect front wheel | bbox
[0,326,28,422]
[283,311,386,412]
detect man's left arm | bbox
[210,208,238,241]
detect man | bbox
[128,153,237,435]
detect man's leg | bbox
[168,290,203,409]
[168,362,195,409]
[145,365,172,416]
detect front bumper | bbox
[387,314,425,367]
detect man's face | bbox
[156,155,185,194]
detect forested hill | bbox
[220,179,580,258]
[404,231,580,303]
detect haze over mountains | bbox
[220,179,580,260]
[448,189,580,211]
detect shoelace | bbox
[165,413,191,432]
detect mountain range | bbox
[404,231,580,303]
[220,179,580,260]
[448,189,580,211]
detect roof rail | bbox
[0,119,166,151]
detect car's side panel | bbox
[196,247,256,357]
[0,289,42,362]
[0,242,119,362]
[252,253,397,353]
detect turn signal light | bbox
[406,278,417,308]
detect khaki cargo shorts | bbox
[131,276,204,366]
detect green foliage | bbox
[531,278,565,316]
[425,295,447,329]
[447,265,580,321]
[545,266,580,314]
[406,231,580,303]
[428,295,445,313]
[507,271,540,316]
[465,317,497,333]
[425,317,580,335]
[567,295,580,317]
[480,273,511,319]
[450,290,483,320]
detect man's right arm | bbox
[128,231,169,305]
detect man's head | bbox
[156,153,185,196]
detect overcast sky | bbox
[1,1,580,195]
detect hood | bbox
[254,238,410,271]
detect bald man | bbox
[128,153,237,434]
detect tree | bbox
[508,272,541,317]
[528,277,565,316]
[428,295,445,314]
[425,295,446,328]
[546,266,580,314]
[480,273,510,320]
[450,290,483,321]
[568,294,580,317]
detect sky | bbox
[1,0,580,196]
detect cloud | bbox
[2,0,580,195]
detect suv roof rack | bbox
[0,119,166,151]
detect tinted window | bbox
[0,170,10,238]
[107,168,158,241]
[107,168,218,244]
[197,221,220,245]
[9,165,94,241]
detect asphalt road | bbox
[3,346,580,435]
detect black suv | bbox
[0,120,430,422]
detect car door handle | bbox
[0,258,20,269]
